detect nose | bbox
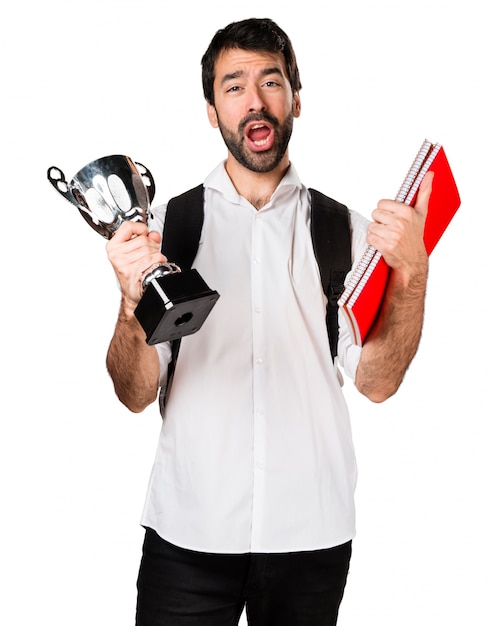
[247,86,266,112]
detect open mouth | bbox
[245,122,274,151]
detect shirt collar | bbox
[204,161,302,206]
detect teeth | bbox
[248,123,269,146]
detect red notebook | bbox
[338,140,461,346]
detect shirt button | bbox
[255,358,263,365]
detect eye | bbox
[263,79,282,89]
[226,85,242,93]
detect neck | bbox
[225,154,290,210]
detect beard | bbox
[215,109,294,173]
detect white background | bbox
[1,0,488,624]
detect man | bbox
[106,18,431,626]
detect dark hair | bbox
[201,18,302,106]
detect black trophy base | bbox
[134,269,220,344]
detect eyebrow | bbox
[220,66,285,87]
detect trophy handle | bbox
[47,166,80,207]
[135,162,156,204]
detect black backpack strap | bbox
[309,188,352,360]
[160,184,204,406]
[161,184,205,269]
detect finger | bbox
[147,230,162,245]
[106,229,161,271]
[110,220,149,243]
[413,170,434,219]
[372,199,405,226]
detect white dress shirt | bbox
[141,162,369,554]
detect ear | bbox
[293,91,301,118]
[207,102,219,128]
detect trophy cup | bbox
[47,155,219,344]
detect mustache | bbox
[238,111,279,134]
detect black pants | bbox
[136,528,352,626]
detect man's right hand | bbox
[106,221,167,312]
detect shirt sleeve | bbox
[337,209,371,380]
[148,202,167,236]
[155,341,172,388]
[148,203,173,389]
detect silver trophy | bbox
[47,155,219,343]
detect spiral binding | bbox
[338,139,440,309]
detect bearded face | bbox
[215,108,295,174]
